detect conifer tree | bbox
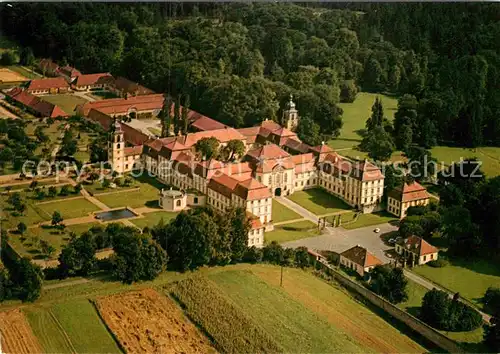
[366,97,384,131]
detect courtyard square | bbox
[286,188,351,216]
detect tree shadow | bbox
[445,255,500,278]
[145,200,160,208]
[405,306,421,318]
[379,230,397,244]
[27,249,41,255]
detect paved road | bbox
[283,222,397,263]
[404,269,491,323]
[278,196,397,262]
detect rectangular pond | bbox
[95,208,137,221]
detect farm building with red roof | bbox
[5,87,68,118]
[26,77,70,95]
[73,73,114,91]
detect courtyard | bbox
[41,94,89,115]
[286,188,351,216]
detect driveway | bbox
[282,223,398,263]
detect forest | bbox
[1,3,499,148]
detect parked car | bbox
[374,227,381,233]
[388,238,396,245]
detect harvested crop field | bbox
[0,67,29,82]
[0,309,42,354]
[95,288,217,354]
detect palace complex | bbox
[108,96,386,247]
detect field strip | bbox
[95,288,217,353]
[93,187,140,196]
[0,309,43,354]
[48,309,77,354]
[35,195,84,205]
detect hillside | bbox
[1,264,427,353]
[170,264,425,353]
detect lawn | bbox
[431,146,500,177]
[51,300,121,353]
[286,188,351,215]
[95,176,167,209]
[0,195,49,228]
[131,211,178,229]
[36,198,100,219]
[397,279,428,317]
[329,92,398,150]
[340,211,397,230]
[413,258,500,310]
[41,94,89,115]
[8,223,99,259]
[209,267,424,353]
[272,199,302,223]
[265,220,318,244]
[396,280,486,352]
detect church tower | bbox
[108,120,125,174]
[282,94,299,131]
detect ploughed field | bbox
[95,288,217,354]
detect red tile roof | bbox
[6,88,68,118]
[113,76,154,96]
[74,73,113,87]
[190,116,227,131]
[124,145,143,156]
[182,128,246,148]
[398,236,438,256]
[353,160,385,181]
[389,181,429,203]
[283,138,311,154]
[78,94,164,116]
[260,120,282,131]
[234,178,272,200]
[250,217,263,230]
[27,77,69,91]
[341,245,383,268]
[247,144,290,160]
[207,174,240,198]
[58,65,82,78]
[311,144,333,154]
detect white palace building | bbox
[108,96,386,247]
